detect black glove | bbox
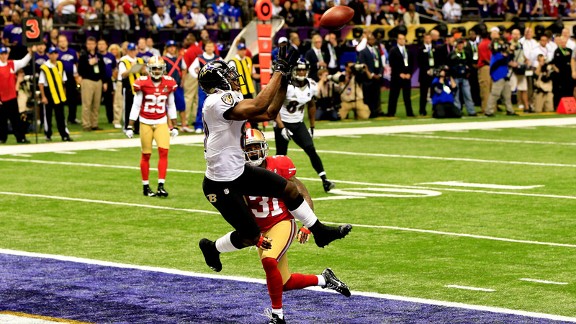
[273,46,299,75]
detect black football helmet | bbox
[198,60,241,94]
[291,58,310,82]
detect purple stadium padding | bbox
[0,254,571,323]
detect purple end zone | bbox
[0,254,570,323]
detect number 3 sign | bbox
[22,17,43,46]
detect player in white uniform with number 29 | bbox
[197,48,352,274]
[274,59,336,193]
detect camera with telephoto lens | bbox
[328,72,345,83]
[354,63,366,71]
[492,39,511,53]
[428,65,450,77]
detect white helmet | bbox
[244,128,269,167]
[147,55,166,79]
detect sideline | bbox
[0,248,574,322]
[2,117,576,155]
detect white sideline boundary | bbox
[0,248,574,322]
[2,118,576,155]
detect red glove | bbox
[297,227,311,244]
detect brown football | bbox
[319,6,354,30]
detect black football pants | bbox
[274,121,325,175]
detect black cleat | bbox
[143,185,156,197]
[322,268,351,297]
[313,223,352,248]
[199,238,222,272]
[156,183,169,197]
[265,309,286,324]
[323,180,335,193]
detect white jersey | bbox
[203,89,246,181]
[279,78,318,123]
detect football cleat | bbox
[321,268,351,297]
[156,183,169,197]
[199,238,222,272]
[264,309,286,324]
[313,223,352,248]
[323,180,335,193]
[143,185,156,197]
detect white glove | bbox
[308,127,314,139]
[125,128,134,139]
[170,128,179,138]
[281,128,293,141]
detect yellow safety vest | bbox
[231,57,255,95]
[40,61,67,105]
[122,57,144,94]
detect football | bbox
[319,6,354,30]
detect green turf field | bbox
[1,117,576,317]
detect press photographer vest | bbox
[40,61,67,104]
[121,57,145,94]
[230,56,255,95]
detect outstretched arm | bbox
[224,71,287,121]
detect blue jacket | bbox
[489,52,510,82]
[431,77,455,105]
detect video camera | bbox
[428,65,450,78]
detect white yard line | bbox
[0,248,574,322]
[519,278,569,285]
[419,181,544,190]
[0,191,218,215]
[2,190,575,249]
[445,285,496,292]
[387,134,576,146]
[3,118,576,155]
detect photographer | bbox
[533,54,556,112]
[448,38,477,116]
[315,68,341,121]
[431,65,461,118]
[509,29,530,113]
[485,38,517,116]
[338,62,371,120]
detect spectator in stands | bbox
[175,4,193,28]
[417,32,436,116]
[491,0,506,18]
[204,6,219,30]
[442,0,462,22]
[358,31,384,117]
[280,1,296,27]
[41,7,53,31]
[348,0,366,24]
[213,0,230,25]
[110,43,124,129]
[477,0,491,18]
[506,0,523,20]
[0,45,32,144]
[312,0,327,26]
[0,7,12,30]
[53,0,76,26]
[77,0,95,27]
[3,10,22,47]
[305,34,329,82]
[79,37,108,131]
[403,3,419,26]
[534,54,555,112]
[188,40,220,133]
[33,43,48,72]
[99,39,116,125]
[295,0,313,26]
[390,0,406,15]
[338,62,370,120]
[486,38,517,117]
[364,3,378,26]
[551,35,573,108]
[118,42,146,133]
[190,2,207,30]
[227,0,243,29]
[57,35,79,124]
[114,5,131,30]
[86,0,103,30]
[449,38,477,116]
[48,29,59,49]
[137,37,153,62]
[521,0,539,17]
[102,3,116,30]
[152,6,172,28]
[32,0,45,18]
[422,0,443,19]
[39,46,72,142]
[377,2,398,26]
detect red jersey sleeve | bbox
[266,156,296,179]
[133,78,143,92]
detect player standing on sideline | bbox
[274,59,335,193]
[244,128,351,324]
[197,47,351,273]
[125,56,179,197]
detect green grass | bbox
[1,111,576,317]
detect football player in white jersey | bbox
[274,59,336,193]
[197,49,352,273]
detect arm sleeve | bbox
[13,53,32,71]
[189,58,200,78]
[129,91,143,121]
[62,70,68,82]
[356,37,367,52]
[38,70,48,86]
[167,92,177,119]
[118,61,126,80]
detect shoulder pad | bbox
[139,76,149,81]
[163,75,174,81]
